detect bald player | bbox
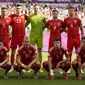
[14,36,40,79]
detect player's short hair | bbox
[54,38,61,42]
[82,36,85,40]
[34,4,39,7]
[24,36,30,41]
[16,4,22,8]
[1,5,8,9]
[68,6,74,10]
[52,9,58,13]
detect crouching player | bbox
[14,36,40,79]
[72,37,85,80]
[0,38,11,78]
[43,38,71,79]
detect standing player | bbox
[0,38,11,78]
[14,36,40,79]
[0,6,11,50]
[45,9,64,50]
[25,4,46,72]
[9,5,27,68]
[64,6,84,73]
[43,38,71,79]
[72,37,85,80]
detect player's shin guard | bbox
[43,61,50,72]
[14,65,22,73]
[64,61,71,72]
[72,63,78,79]
[38,52,43,72]
[3,65,11,73]
[11,53,14,65]
[38,52,42,64]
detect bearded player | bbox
[64,6,84,73]
[14,36,40,79]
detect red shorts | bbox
[11,36,24,50]
[67,37,80,55]
[3,37,10,50]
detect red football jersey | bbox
[48,46,69,65]
[64,17,82,39]
[0,46,8,63]
[77,46,85,62]
[45,19,64,39]
[9,14,27,37]
[0,17,11,38]
[18,45,36,65]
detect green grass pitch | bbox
[0,52,85,85]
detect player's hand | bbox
[0,63,3,67]
[50,70,54,79]
[22,64,27,69]
[26,64,31,70]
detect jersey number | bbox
[16,19,21,23]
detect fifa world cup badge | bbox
[2,23,5,28]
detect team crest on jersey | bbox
[57,23,60,26]
[74,20,77,23]
[67,21,70,24]
[70,24,73,28]
[50,23,52,25]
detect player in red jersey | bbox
[64,6,84,73]
[64,6,83,59]
[45,9,64,50]
[14,36,40,79]
[72,37,85,80]
[0,6,11,50]
[0,38,11,78]
[9,5,27,66]
[43,38,71,79]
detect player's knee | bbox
[66,61,71,67]
[43,61,48,68]
[72,60,77,65]
[60,62,66,68]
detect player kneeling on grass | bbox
[0,38,11,78]
[14,36,40,79]
[72,36,85,80]
[43,38,71,79]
